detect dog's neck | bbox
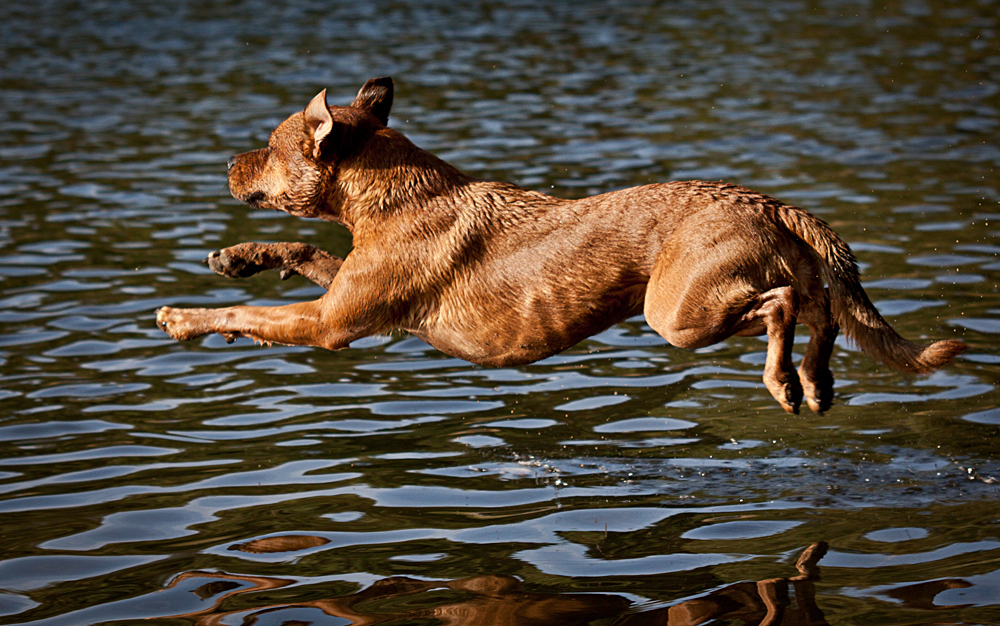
[330,129,481,236]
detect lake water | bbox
[1,1,999,624]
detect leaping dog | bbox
[157,77,966,413]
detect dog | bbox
[156,77,966,414]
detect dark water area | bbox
[1,0,999,624]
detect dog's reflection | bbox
[616,542,829,626]
[159,540,966,625]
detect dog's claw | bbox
[805,394,831,415]
[778,394,801,415]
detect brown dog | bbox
[156,77,966,413]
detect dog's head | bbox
[227,77,394,223]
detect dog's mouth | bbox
[241,191,267,208]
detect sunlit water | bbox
[1,1,999,624]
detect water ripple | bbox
[1,0,998,623]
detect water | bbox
[1,0,998,624]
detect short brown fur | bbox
[157,77,966,413]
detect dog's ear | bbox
[351,77,393,126]
[304,89,336,160]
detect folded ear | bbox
[304,89,335,160]
[351,77,393,126]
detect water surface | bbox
[1,1,999,624]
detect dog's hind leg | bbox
[644,251,803,413]
[741,287,802,414]
[206,242,342,289]
[797,295,839,414]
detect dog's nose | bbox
[227,156,236,171]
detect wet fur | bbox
[156,77,966,413]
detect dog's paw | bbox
[764,370,803,415]
[777,385,803,415]
[799,367,834,414]
[205,246,263,279]
[156,307,209,341]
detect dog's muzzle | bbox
[242,191,267,207]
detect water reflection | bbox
[134,543,834,626]
[62,539,982,625]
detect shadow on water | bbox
[1,0,999,624]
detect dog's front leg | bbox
[156,299,360,350]
[205,242,343,289]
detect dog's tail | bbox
[775,205,966,373]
